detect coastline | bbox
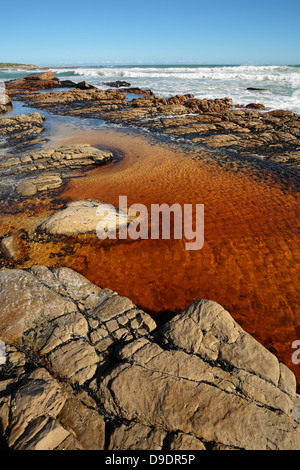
[0,71,299,450]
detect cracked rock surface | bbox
[0,267,299,450]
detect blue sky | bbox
[1,0,300,65]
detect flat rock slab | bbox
[0,143,113,177]
[16,174,63,196]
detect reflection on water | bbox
[1,117,299,386]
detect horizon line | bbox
[1,62,300,68]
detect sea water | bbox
[1,64,299,113]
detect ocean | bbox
[1,64,300,114]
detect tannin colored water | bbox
[2,124,299,382]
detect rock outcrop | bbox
[0,144,113,177]
[0,93,12,115]
[0,113,46,151]
[25,71,56,82]
[16,174,63,197]
[103,80,131,88]
[0,267,299,450]
[5,72,300,166]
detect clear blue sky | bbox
[1,0,299,65]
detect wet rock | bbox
[265,109,298,118]
[0,269,78,344]
[0,112,46,152]
[0,234,21,260]
[118,87,154,95]
[16,174,63,196]
[246,102,266,110]
[76,81,96,90]
[186,97,233,113]
[108,422,167,450]
[4,72,299,166]
[29,87,127,106]
[247,87,267,91]
[7,368,67,448]
[103,80,131,88]
[169,433,206,451]
[6,73,60,93]
[0,93,12,114]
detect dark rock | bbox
[76,81,96,90]
[103,80,131,88]
[247,87,267,91]
[0,94,12,115]
[60,80,77,88]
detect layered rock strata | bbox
[4,73,300,165]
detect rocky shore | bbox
[0,266,299,450]
[4,71,300,166]
[0,71,299,450]
[0,112,113,200]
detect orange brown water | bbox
[1,123,300,383]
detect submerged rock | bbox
[0,234,21,260]
[0,267,299,450]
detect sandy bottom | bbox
[1,123,299,383]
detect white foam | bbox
[2,65,300,114]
